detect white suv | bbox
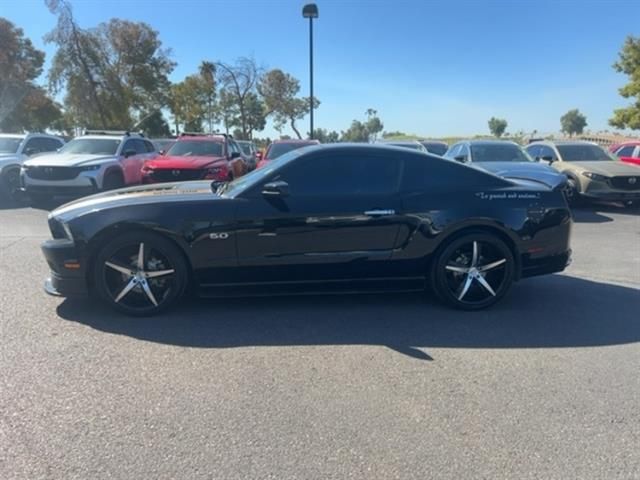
[21,131,157,203]
[0,133,65,200]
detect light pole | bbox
[302,3,318,139]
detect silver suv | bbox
[21,131,157,202]
[0,133,65,200]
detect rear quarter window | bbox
[402,153,507,193]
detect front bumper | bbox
[21,169,101,197]
[41,239,88,297]
[581,191,640,201]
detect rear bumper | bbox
[521,249,572,278]
[41,239,88,297]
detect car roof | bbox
[296,143,440,156]
[272,139,319,144]
[614,141,640,146]
[380,140,421,145]
[78,135,130,140]
[459,140,520,146]
[420,140,448,145]
[529,140,598,146]
[177,134,225,142]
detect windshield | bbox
[266,142,315,160]
[166,140,223,157]
[219,148,305,197]
[471,144,533,162]
[421,143,448,155]
[0,137,23,154]
[238,142,253,155]
[60,138,120,155]
[557,144,615,162]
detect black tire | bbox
[93,231,189,316]
[102,171,124,191]
[430,233,515,310]
[0,167,22,204]
[564,177,582,206]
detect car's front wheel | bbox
[430,233,515,310]
[93,232,189,316]
[564,177,582,206]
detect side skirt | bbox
[197,277,426,298]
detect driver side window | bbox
[273,154,400,196]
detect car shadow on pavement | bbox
[56,274,640,361]
[571,202,639,223]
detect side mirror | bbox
[159,149,166,155]
[255,151,263,160]
[540,155,554,163]
[454,155,467,163]
[124,149,137,158]
[24,147,38,156]
[230,151,241,159]
[262,180,289,197]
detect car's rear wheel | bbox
[93,232,189,316]
[430,233,515,310]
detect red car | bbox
[609,141,640,167]
[141,133,247,184]
[257,139,320,169]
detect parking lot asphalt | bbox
[1,202,639,479]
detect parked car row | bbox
[387,137,640,207]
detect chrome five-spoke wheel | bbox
[94,232,188,316]
[431,233,515,310]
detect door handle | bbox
[364,209,395,216]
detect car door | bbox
[232,152,404,283]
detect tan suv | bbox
[526,141,640,206]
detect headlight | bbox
[61,222,74,241]
[49,216,74,241]
[581,172,608,182]
[79,165,101,171]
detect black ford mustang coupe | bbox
[42,144,572,316]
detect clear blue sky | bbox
[2,0,638,137]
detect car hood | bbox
[52,181,222,222]
[23,153,116,167]
[0,154,24,166]
[473,161,567,189]
[563,161,640,176]
[144,155,226,169]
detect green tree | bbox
[312,128,340,143]
[137,110,171,137]
[169,75,207,133]
[365,108,384,141]
[609,36,640,130]
[259,68,319,139]
[488,117,508,137]
[560,109,587,137]
[340,120,369,142]
[0,17,62,131]
[45,0,175,129]
[340,109,384,142]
